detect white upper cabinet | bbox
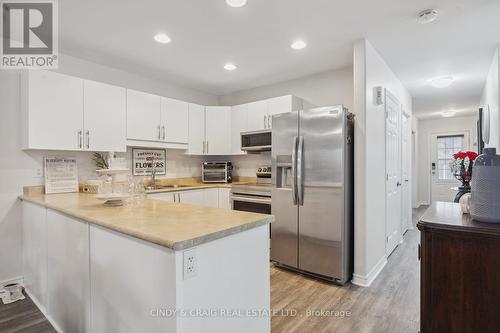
[247,100,269,132]
[230,104,248,154]
[22,70,84,150]
[187,103,205,155]
[162,97,188,144]
[84,80,126,152]
[205,106,231,155]
[126,89,161,142]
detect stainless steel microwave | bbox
[240,129,271,152]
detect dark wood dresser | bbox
[417,202,500,333]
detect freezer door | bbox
[298,106,345,279]
[271,111,299,268]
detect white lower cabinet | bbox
[22,202,48,310]
[218,188,231,210]
[149,188,225,209]
[47,210,91,333]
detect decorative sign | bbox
[132,149,166,176]
[44,157,78,194]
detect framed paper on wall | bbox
[132,149,166,176]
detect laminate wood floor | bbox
[0,294,56,333]
[270,206,429,333]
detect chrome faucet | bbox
[147,158,157,190]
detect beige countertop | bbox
[20,190,273,251]
[143,179,257,194]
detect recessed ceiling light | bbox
[154,33,171,44]
[417,9,438,24]
[441,111,457,118]
[430,76,455,88]
[291,40,307,50]
[226,0,247,7]
[224,63,237,71]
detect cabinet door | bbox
[231,104,248,154]
[162,97,188,144]
[205,106,231,155]
[179,190,205,206]
[26,70,84,150]
[84,80,126,152]
[187,103,205,155]
[218,188,231,210]
[204,188,219,208]
[246,100,268,131]
[47,210,91,333]
[148,192,176,202]
[126,89,161,142]
[22,202,48,310]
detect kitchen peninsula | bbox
[20,187,273,333]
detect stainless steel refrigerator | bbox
[271,105,354,284]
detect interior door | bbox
[271,111,299,268]
[430,132,470,202]
[385,90,402,257]
[298,106,344,279]
[401,113,411,232]
[84,80,126,152]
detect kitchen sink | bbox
[147,184,193,190]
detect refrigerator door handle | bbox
[291,136,298,205]
[297,135,304,206]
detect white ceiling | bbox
[60,0,500,116]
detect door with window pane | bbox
[430,132,470,202]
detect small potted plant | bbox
[449,151,479,190]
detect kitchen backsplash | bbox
[24,148,270,183]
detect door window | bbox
[436,135,464,180]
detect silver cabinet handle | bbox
[173,193,176,203]
[162,126,166,141]
[203,141,206,154]
[86,130,90,149]
[206,141,209,154]
[297,136,304,206]
[264,115,267,128]
[268,114,271,128]
[157,125,161,140]
[177,193,181,203]
[78,130,83,149]
[291,136,298,205]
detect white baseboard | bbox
[0,276,24,288]
[352,255,387,287]
[25,289,63,333]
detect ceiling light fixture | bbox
[441,111,457,118]
[417,9,438,24]
[153,33,171,44]
[430,76,455,88]
[226,0,247,8]
[291,40,307,50]
[224,63,237,71]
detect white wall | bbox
[0,54,219,283]
[480,48,500,150]
[219,67,353,110]
[416,115,478,205]
[353,39,413,287]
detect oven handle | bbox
[231,195,271,205]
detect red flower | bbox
[453,151,478,160]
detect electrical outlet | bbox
[35,168,43,178]
[183,248,197,280]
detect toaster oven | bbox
[202,161,233,183]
